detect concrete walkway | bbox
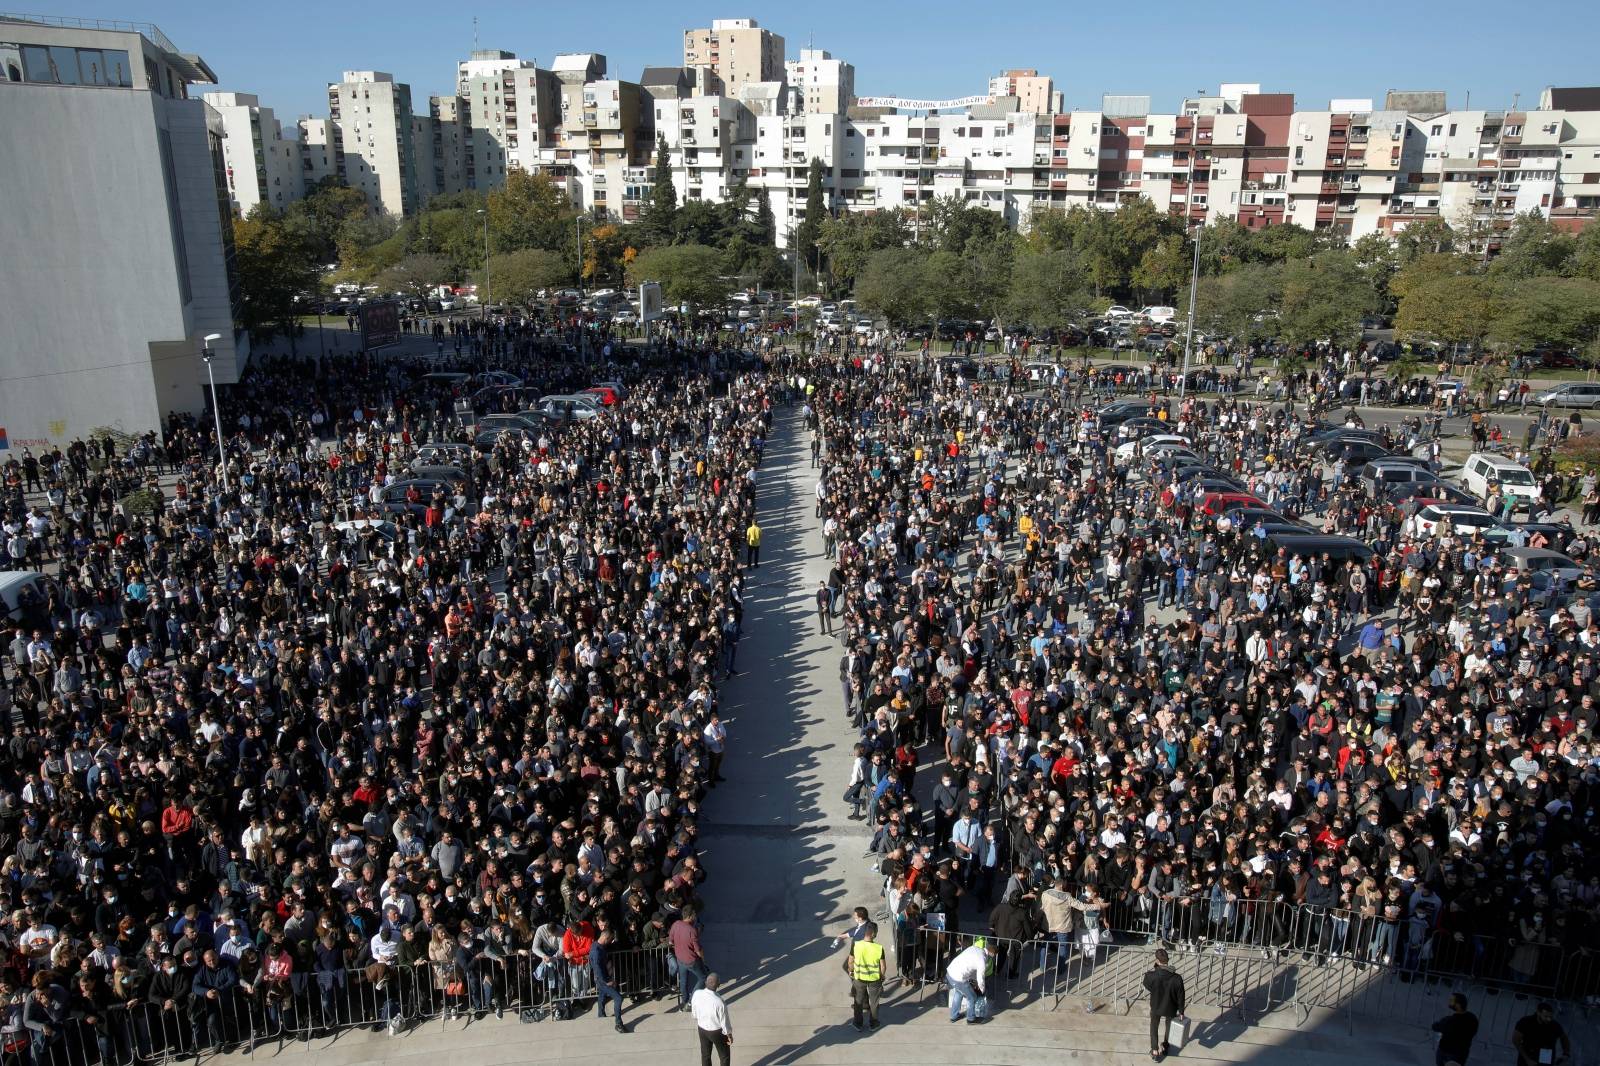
[219,404,1423,1065]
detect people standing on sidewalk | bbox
[692,974,733,1066]
[847,923,886,1031]
[671,907,711,1010]
[1143,949,1187,1061]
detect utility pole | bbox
[1178,223,1202,402]
[477,208,490,320]
[200,334,227,491]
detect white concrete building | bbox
[202,91,303,217]
[786,49,853,114]
[454,50,561,188]
[325,70,418,217]
[0,15,247,449]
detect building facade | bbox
[0,15,247,449]
[324,70,418,218]
[683,19,783,94]
[202,91,302,217]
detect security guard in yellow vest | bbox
[848,921,885,1031]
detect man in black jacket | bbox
[1142,948,1186,1061]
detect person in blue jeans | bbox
[671,908,710,1009]
[590,929,628,1033]
[944,941,995,1025]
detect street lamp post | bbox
[477,209,490,321]
[575,214,585,285]
[1177,223,1203,402]
[200,333,228,492]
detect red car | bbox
[583,386,620,406]
[1200,492,1265,516]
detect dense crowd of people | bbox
[0,326,768,1062]
[806,353,1600,1009]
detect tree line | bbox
[232,156,1600,361]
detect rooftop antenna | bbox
[473,15,478,51]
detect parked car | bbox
[1500,547,1587,587]
[1405,504,1512,542]
[1530,382,1600,409]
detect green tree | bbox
[1132,234,1190,301]
[672,200,725,246]
[1350,232,1400,311]
[1183,263,1284,343]
[581,223,632,287]
[232,207,322,348]
[1008,246,1093,330]
[1488,211,1576,279]
[1570,219,1600,282]
[487,248,571,305]
[793,158,828,276]
[376,253,453,301]
[1393,273,1501,353]
[280,179,371,265]
[626,244,729,312]
[921,195,1010,256]
[640,134,677,245]
[855,246,933,326]
[816,211,913,288]
[1393,216,1456,265]
[1489,276,1600,354]
[1277,250,1377,348]
[487,170,574,254]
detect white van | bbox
[1139,306,1177,324]
[1461,452,1540,512]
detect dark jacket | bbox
[1143,964,1186,1018]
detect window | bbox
[1431,125,1442,136]
[1448,123,1457,137]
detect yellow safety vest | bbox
[851,940,885,982]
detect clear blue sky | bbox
[38,0,1600,120]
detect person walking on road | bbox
[590,928,627,1033]
[847,922,886,1032]
[745,519,761,567]
[1430,992,1478,1066]
[1143,948,1187,1061]
[944,940,995,1025]
[692,973,733,1066]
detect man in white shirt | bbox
[691,973,732,1066]
[945,940,996,1024]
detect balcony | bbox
[1388,202,1439,215]
[1338,204,1359,213]
[1501,182,1520,192]
[1320,181,1342,194]
[1350,130,1370,143]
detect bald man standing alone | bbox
[692,972,733,1066]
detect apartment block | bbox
[787,48,854,114]
[455,50,561,188]
[0,14,247,448]
[325,70,418,217]
[683,19,783,94]
[203,91,303,217]
[989,69,1060,116]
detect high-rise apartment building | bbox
[683,19,783,94]
[454,50,561,188]
[786,48,853,114]
[0,14,247,448]
[203,91,303,216]
[988,69,1059,115]
[325,70,418,217]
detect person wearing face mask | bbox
[148,951,193,1057]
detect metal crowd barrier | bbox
[1,947,673,1066]
[903,903,1596,1060]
